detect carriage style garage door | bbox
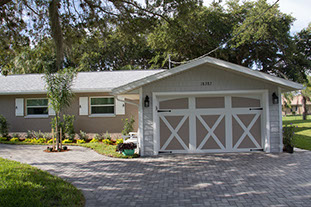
[156,93,267,153]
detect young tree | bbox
[44,68,76,150]
[301,77,311,120]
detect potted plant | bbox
[283,124,296,153]
[116,142,137,156]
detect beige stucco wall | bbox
[0,93,138,134]
[141,63,283,155]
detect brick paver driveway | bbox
[0,144,311,207]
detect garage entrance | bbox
[154,91,268,153]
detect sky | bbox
[203,0,311,34]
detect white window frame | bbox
[89,96,115,117]
[25,98,49,118]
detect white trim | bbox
[25,115,49,119]
[278,87,283,152]
[112,56,303,95]
[138,88,144,156]
[262,91,270,152]
[153,92,159,155]
[88,114,116,118]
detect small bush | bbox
[116,142,137,152]
[24,138,33,142]
[47,139,54,144]
[90,138,99,143]
[116,138,123,145]
[12,133,20,138]
[122,117,135,135]
[0,115,9,137]
[31,138,46,143]
[32,131,44,139]
[10,138,19,142]
[78,130,88,141]
[77,139,85,144]
[26,130,33,138]
[0,137,7,141]
[283,124,296,147]
[63,115,75,140]
[62,139,73,143]
[102,139,113,145]
[103,131,111,140]
[93,133,103,141]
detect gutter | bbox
[115,96,139,107]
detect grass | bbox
[0,157,85,207]
[283,115,311,151]
[0,140,138,158]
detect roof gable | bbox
[111,56,303,94]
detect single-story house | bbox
[282,95,311,115]
[0,56,303,156]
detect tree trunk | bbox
[55,112,60,150]
[302,95,307,120]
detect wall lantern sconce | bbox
[272,92,279,104]
[144,95,150,108]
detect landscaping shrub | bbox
[0,114,9,137]
[62,139,73,143]
[12,133,20,138]
[116,142,137,152]
[10,138,19,142]
[78,130,88,141]
[102,139,113,145]
[51,115,76,140]
[26,130,33,138]
[32,130,44,139]
[24,138,33,143]
[77,139,85,144]
[0,137,7,141]
[47,139,54,144]
[122,117,135,135]
[283,124,296,152]
[90,138,99,143]
[103,131,111,140]
[93,133,102,141]
[116,138,123,145]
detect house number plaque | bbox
[201,81,212,86]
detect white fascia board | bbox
[112,56,303,94]
[0,88,112,95]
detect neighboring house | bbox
[282,95,311,115]
[0,56,303,156]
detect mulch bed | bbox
[44,148,71,153]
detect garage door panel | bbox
[232,117,244,146]
[202,137,221,150]
[238,135,257,148]
[165,116,184,129]
[159,98,188,109]
[250,116,262,145]
[196,97,225,108]
[177,117,189,148]
[160,118,171,148]
[201,115,221,128]
[237,114,256,128]
[214,118,226,147]
[232,97,261,108]
[166,137,185,150]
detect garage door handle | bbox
[158,110,171,112]
[249,108,263,111]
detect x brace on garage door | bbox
[152,90,270,155]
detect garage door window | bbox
[90,97,114,114]
[231,97,260,108]
[196,97,224,108]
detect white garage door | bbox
[156,94,265,153]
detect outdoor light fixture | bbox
[272,92,279,104]
[144,95,150,107]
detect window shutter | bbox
[15,98,24,117]
[116,96,125,115]
[79,97,88,115]
[48,101,56,116]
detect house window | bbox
[90,97,114,114]
[26,99,49,115]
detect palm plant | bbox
[44,68,76,150]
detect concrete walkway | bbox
[1,144,311,207]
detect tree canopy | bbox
[0,0,310,83]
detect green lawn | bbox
[283,115,311,151]
[0,158,85,207]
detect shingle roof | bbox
[0,70,165,95]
